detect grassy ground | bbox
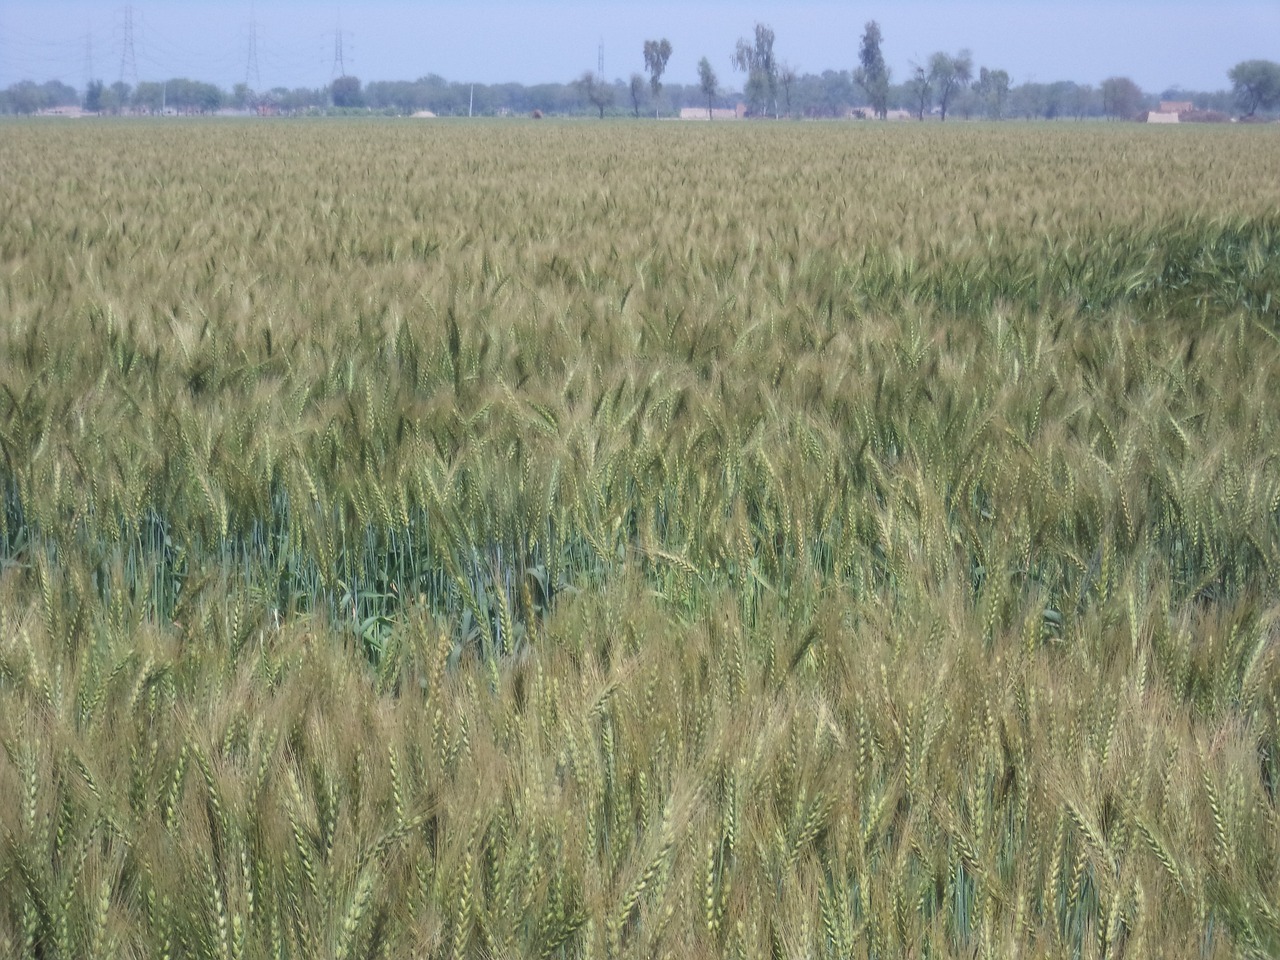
[1,119,1279,958]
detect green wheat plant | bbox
[0,117,1278,957]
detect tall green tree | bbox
[109,81,131,113]
[779,62,797,117]
[853,20,890,119]
[697,56,718,118]
[906,64,932,120]
[84,80,104,113]
[929,50,972,121]
[1228,59,1280,116]
[628,73,646,117]
[8,80,45,114]
[577,71,613,118]
[732,23,778,117]
[331,75,363,108]
[643,39,673,102]
[1100,76,1143,119]
[974,67,1010,119]
[1069,83,1098,119]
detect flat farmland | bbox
[1,119,1279,958]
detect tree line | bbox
[2,22,1277,121]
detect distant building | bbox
[846,107,913,120]
[679,103,747,120]
[37,106,89,118]
[1159,100,1195,114]
[1147,111,1180,124]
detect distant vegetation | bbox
[1,121,1279,958]
[0,69,1251,118]
[6,25,1277,120]
[5,19,1276,119]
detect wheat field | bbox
[1,119,1279,958]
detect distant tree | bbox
[8,80,45,114]
[277,86,326,113]
[1069,83,1097,119]
[812,68,856,118]
[643,38,673,102]
[84,80,104,113]
[109,81,131,113]
[1008,82,1043,119]
[853,21,890,118]
[974,66,1010,119]
[697,56,718,118]
[1042,80,1079,119]
[577,71,614,118]
[133,81,164,113]
[1228,59,1280,116]
[732,22,778,116]
[929,50,972,121]
[1100,76,1143,119]
[40,80,79,106]
[906,64,932,120]
[1164,86,1232,114]
[195,81,223,113]
[779,62,797,117]
[956,85,981,119]
[628,73,646,117]
[154,78,222,113]
[331,75,363,108]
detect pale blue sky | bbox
[1,2,1274,93]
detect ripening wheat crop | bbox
[1,118,1278,958]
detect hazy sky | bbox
[1,2,1275,94]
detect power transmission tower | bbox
[245,2,261,89]
[332,24,347,78]
[118,5,138,85]
[83,32,95,86]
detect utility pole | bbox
[469,84,474,117]
[598,37,604,79]
[118,5,138,86]
[83,33,95,88]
